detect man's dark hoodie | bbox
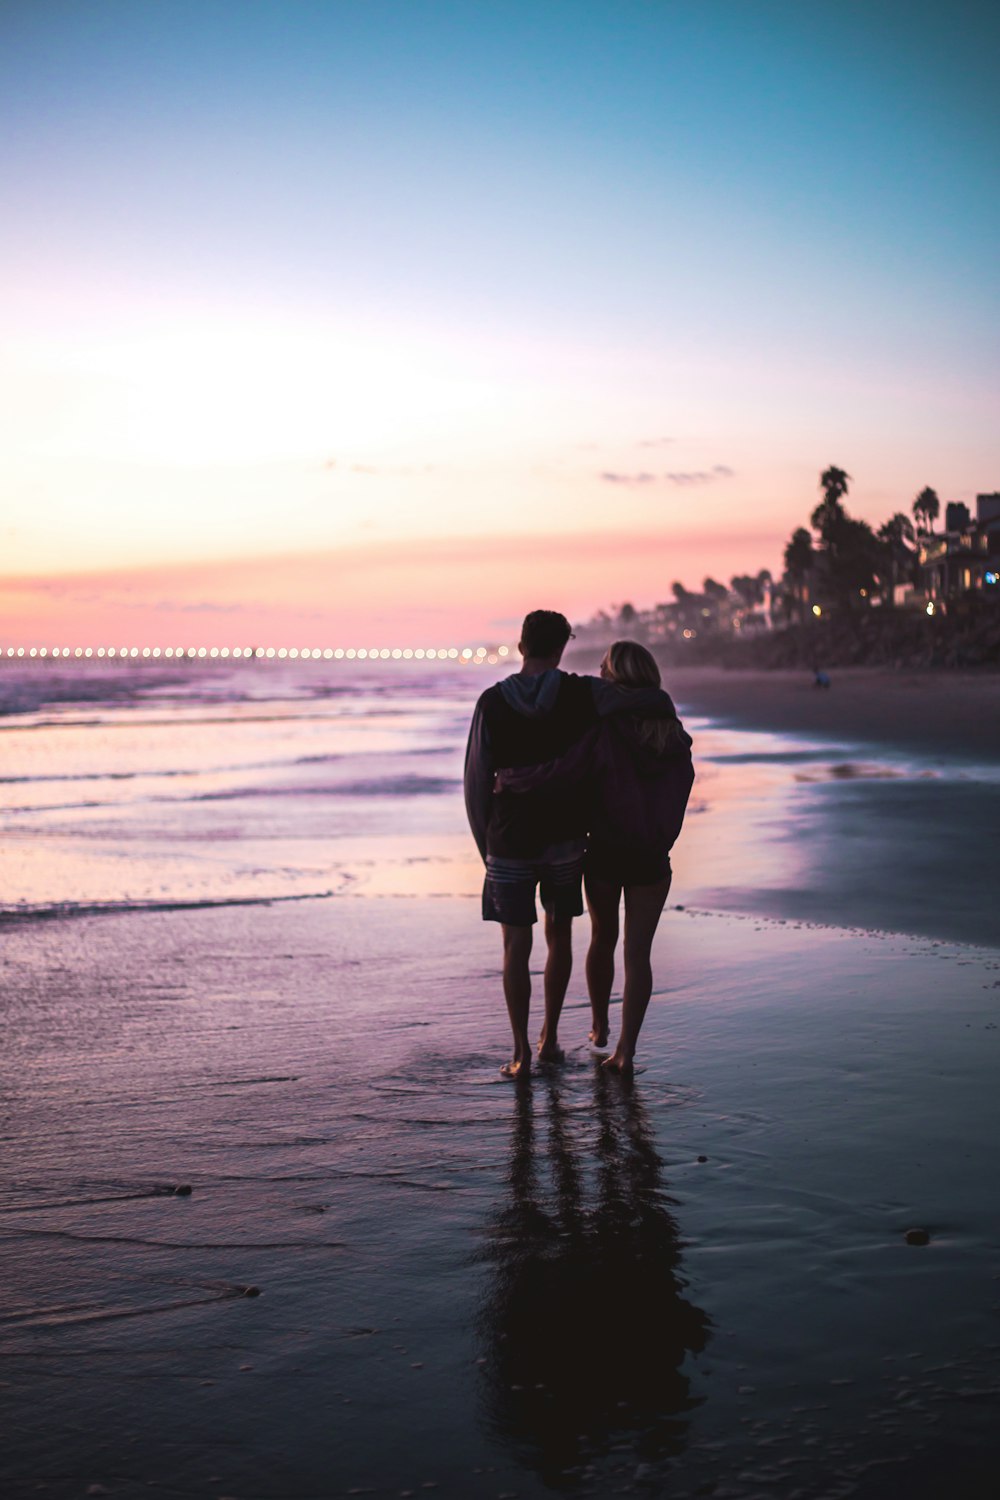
[464,668,677,861]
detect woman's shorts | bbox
[584,842,672,889]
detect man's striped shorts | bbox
[482,839,586,927]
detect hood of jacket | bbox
[497,668,564,717]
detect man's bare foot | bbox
[601,1050,635,1077]
[536,1040,565,1065]
[588,1022,609,1049]
[499,1056,531,1080]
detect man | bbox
[464,609,672,1078]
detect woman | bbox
[583,641,693,1074]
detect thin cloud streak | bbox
[666,465,735,485]
[600,465,735,487]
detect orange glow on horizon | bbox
[0,525,780,650]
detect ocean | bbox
[3,654,996,944]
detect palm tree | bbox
[877,513,916,604]
[730,573,763,610]
[783,528,814,622]
[700,578,729,631]
[811,466,851,536]
[912,487,940,536]
[670,581,697,632]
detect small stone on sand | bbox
[904,1227,930,1245]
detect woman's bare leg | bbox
[585,874,621,1048]
[604,873,672,1074]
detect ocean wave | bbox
[193,774,459,801]
[0,891,336,926]
[0,750,347,785]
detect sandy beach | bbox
[655,663,1000,764]
[2,658,999,1498]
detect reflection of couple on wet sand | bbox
[465,609,694,1078]
[476,1072,709,1486]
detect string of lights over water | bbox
[2,644,512,663]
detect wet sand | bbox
[3,658,1000,1497]
[3,896,1000,1499]
[652,666,1000,952]
[660,664,1000,764]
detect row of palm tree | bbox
[781,467,942,621]
[585,468,947,638]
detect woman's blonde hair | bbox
[601,639,679,753]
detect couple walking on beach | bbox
[465,609,694,1079]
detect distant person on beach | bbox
[496,641,693,1075]
[465,612,680,1079]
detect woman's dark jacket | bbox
[494,689,694,875]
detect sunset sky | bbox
[2,0,998,647]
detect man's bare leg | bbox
[585,874,621,1049]
[500,923,533,1078]
[604,874,672,1075]
[537,911,572,1063]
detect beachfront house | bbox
[919,493,1000,605]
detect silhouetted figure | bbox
[475,1075,710,1488]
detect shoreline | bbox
[652,663,1000,762]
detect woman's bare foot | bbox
[588,1021,609,1049]
[500,1055,531,1080]
[601,1049,635,1077]
[536,1040,565,1065]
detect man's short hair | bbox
[520,609,573,658]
